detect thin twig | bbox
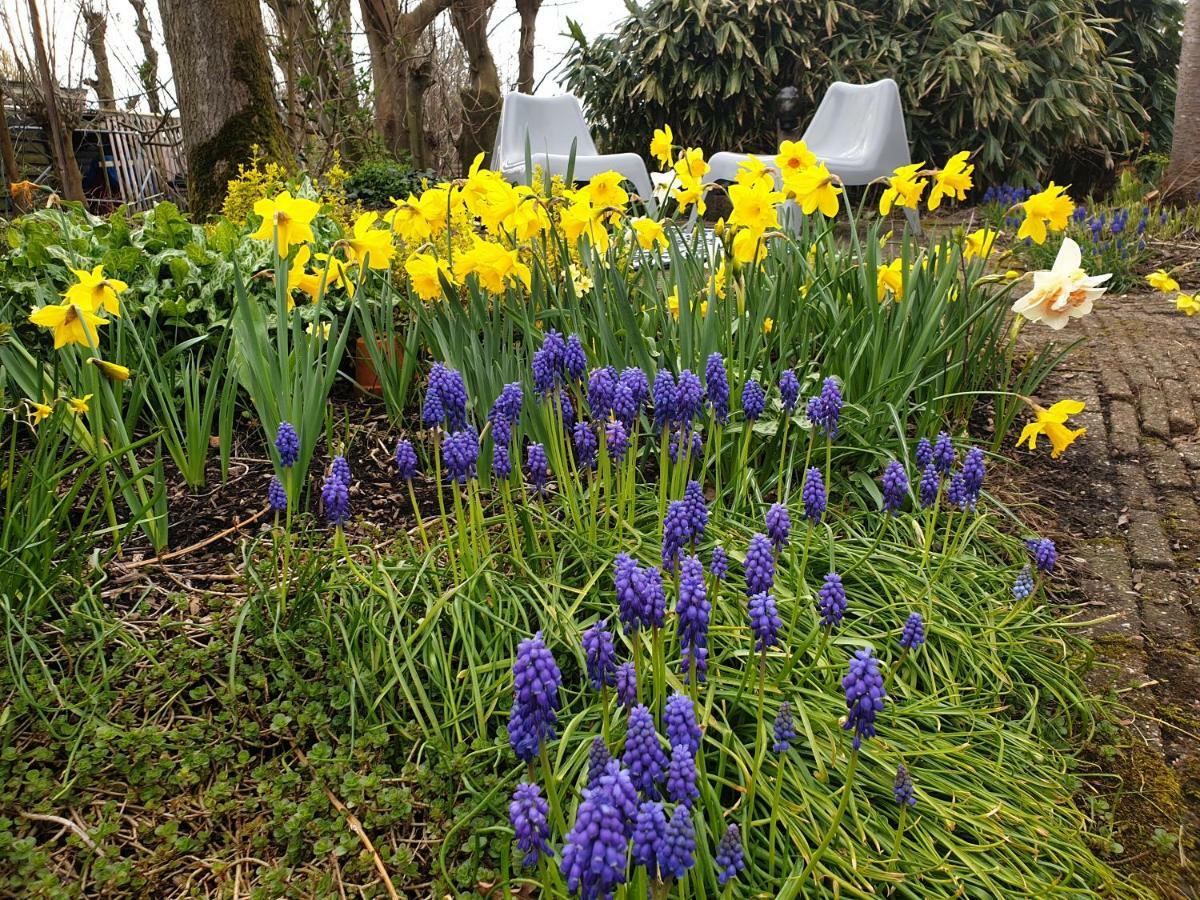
[20,811,103,855]
[119,506,271,570]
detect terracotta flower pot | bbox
[354,336,403,397]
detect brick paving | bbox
[1026,294,1200,891]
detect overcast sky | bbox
[0,0,627,112]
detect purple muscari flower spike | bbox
[615,661,637,708]
[507,631,562,762]
[668,428,703,463]
[268,476,287,512]
[813,376,842,437]
[637,565,667,630]
[631,801,667,878]
[818,572,847,627]
[442,428,479,482]
[881,460,908,513]
[893,764,916,807]
[664,692,701,756]
[560,786,628,899]
[526,442,551,496]
[436,366,469,432]
[615,553,641,634]
[618,367,649,420]
[492,442,512,479]
[583,619,617,690]
[564,334,588,382]
[946,472,968,509]
[395,439,418,481]
[741,378,765,421]
[773,701,796,752]
[662,499,690,572]
[573,421,598,471]
[766,502,791,550]
[683,480,708,543]
[744,533,775,596]
[705,352,729,423]
[932,431,956,473]
[665,744,699,807]
[1012,565,1034,599]
[321,467,350,525]
[715,824,745,886]
[592,760,639,836]
[900,612,926,650]
[779,369,800,413]
[558,393,576,430]
[587,738,612,789]
[961,447,985,506]
[677,555,710,683]
[660,805,696,879]
[510,782,552,867]
[587,366,617,419]
[915,437,933,469]
[605,417,630,462]
[652,369,677,430]
[623,704,667,797]
[1027,537,1057,573]
[275,421,300,467]
[918,463,940,508]
[488,383,523,443]
[802,467,826,522]
[748,592,782,651]
[421,373,445,428]
[331,455,351,486]
[675,370,703,427]
[842,647,886,750]
[710,546,728,581]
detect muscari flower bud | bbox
[773,701,796,753]
[818,572,847,627]
[715,823,745,886]
[899,611,925,649]
[842,647,886,750]
[394,439,418,481]
[744,533,775,596]
[275,421,300,467]
[509,782,552,867]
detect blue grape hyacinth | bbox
[1027,537,1057,573]
[623,704,667,796]
[631,801,667,879]
[507,632,562,762]
[842,648,886,750]
[665,744,699,807]
[779,369,800,413]
[582,619,617,690]
[526,442,550,495]
[321,466,350,525]
[682,480,708,543]
[932,431,956,473]
[660,804,696,880]
[615,553,641,634]
[488,382,523,439]
[662,500,690,573]
[560,785,628,899]
[675,369,703,427]
[442,428,479,483]
[808,376,842,438]
[638,565,667,631]
[961,446,985,506]
[591,760,638,835]
[615,661,637,709]
[881,460,909,512]
[710,546,728,581]
[899,612,926,650]
[748,592,782,651]
[915,436,933,469]
[893,763,916,807]
[268,476,287,513]
[1012,565,1034,599]
[531,330,566,395]
[818,572,847,627]
[705,352,729,423]
[744,533,775,596]
[918,463,940,508]
[664,692,701,757]
[766,502,791,549]
[715,824,745,886]
[677,555,711,682]
[275,421,299,467]
[574,421,598,470]
[653,369,677,430]
[331,454,351,486]
[605,417,629,462]
[741,378,766,422]
[564,334,588,383]
[492,442,512,479]
[509,782,552,867]
[802,467,826,522]
[773,701,796,752]
[394,439,418,481]
[588,366,617,419]
[588,737,612,789]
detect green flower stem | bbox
[406,479,429,553]
[539,743,567,835]
[768,752,788,876]
[781,748,859,895]
[894,801,908,861]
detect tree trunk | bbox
[452,0,501,171]
[0,82,24,209]
[128,0,163,115]
[359,0,452,159]
[515,0,541,94]
[82,3,117,111]
[157,0,292,217]
[27,0,85,200]
[1165,0,1200,200]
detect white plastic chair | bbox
[706,79,919,231]
[491,93,657,213]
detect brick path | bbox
[1028,295,1200,892]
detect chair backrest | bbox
[801,79,911,180]
[492,93,599,168]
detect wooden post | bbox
[0,81,22,203]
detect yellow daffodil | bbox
[416,185,461,235]
[507,188,551,241]
[65,265,126,317]
[250,190,320,256]
[666,287,680,319]
[27,398,53,426]
[784,163,841,218]
[1018,399,1086,458]
[963,227,998,261]
[674,147,709,182]
[582,171,630,210]
[763,316,774,333]
[384,194,431,243]
[1146,270,1179,293]
[927,151,973,210]
[560,199,611,253]
[285,245,319,307]
[1011,237,1109,330]
[700,300,710,316]
[734,155,777,191]
[632,217,667,251]
[1016,182,1074,245]
[346,212,395,270]
[28,300,108,349]
[650,125,674,169]
[405,252,454,302]
[1005,269,1022,281]
[708,261,728,299]
[306,322,331,339]
[776,140,816,178]
[86,357,131,381]
[727,180,783,238]
[10,180,36,208]
[569,263,593,296]
[313,252,356,297]
[454,238,532,294]
[1176,293,1200,316]
[879,162,927,215]
[67,394,92,415]
[876,257,904,301]
[731,227,768,265]
[672,174,707,217]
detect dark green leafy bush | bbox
[342,159,437,209]
[562,0,1182,188]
